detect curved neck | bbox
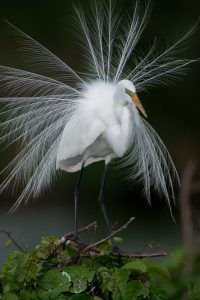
[113,94,140,126]
[113,88,128,107]
[113,89,127,119]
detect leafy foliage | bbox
[0,235,171,300]
[163,248,200,300]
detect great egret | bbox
[0,1,197,251]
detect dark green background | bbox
[0,0,199,265]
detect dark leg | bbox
[98,163,127,256]
[74,161,85,241]
[97,163,115,248]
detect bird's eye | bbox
[125,88,135,97]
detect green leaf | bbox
[64,265,95,294]
[19,290,31,300]
[38,269,71,297]
[146,260,170,280]
[167,247,187,270]
[37,289,50,300]
[122,259,147,273]
[98,240,112,253]
[2,251,32,285]
[113,268,130,288]
[2,294,19,300]
[113,237,123,244]
[40,235,59,245]
[192,281,200,299]
[97,267,113,292]
[111,269,130,300]
[4,240,13,249]
[29,291,39,300]
[34,248,50,260]
[1,233,172,299]
[150,287,168,300]
[56,296,69,300]
[124,280,149,299]
[25,261,42,282]
[70,295,91,300]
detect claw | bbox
[70,236,86,257]
[112,245,127,256]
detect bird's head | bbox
[116,80,147,118]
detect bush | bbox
[0,235,170,300]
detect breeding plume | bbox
[0,1,196,248]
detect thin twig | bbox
[55,221,97,247]
[50,217,169,269]
[83,217,135,253]
[0,230,26,253]
[57,250,169,268]
[64,221,97,239]
[56,250,169,268]
[114,252,169,258]
[82,251,169,259]
[88,220,98,246]
[61,239,100,253]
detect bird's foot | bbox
[71,236,86,256]
[111,245,128,256]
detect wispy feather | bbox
[0,0,197,212]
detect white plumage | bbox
[56,80,137,172]
[0,0,197,213]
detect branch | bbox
[57,251,169,269]
[64,221,98,239]
[50,218,169,269]
[113,252,169,258]
[83,217,135,253]
[57,250,169,268]
[0,230,26,253]
[82,251,169,259]
[53,217,169,269]
[55,221,97,246]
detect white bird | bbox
[0,0,197,250]
[57,80,146,172]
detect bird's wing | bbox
[0,25,84,212]
[56,104,106,172]
[118,118,179,217]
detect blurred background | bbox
[0,0,199,268]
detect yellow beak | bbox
[131,93,147,118]
[125,88,147,118]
